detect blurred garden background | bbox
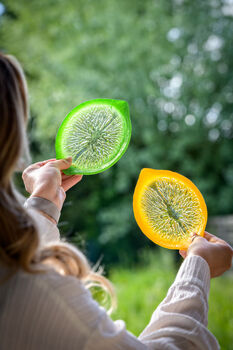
[0,0,233,348]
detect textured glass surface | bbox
[141,178,203,242]
[62,105,124,171]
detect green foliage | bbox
[111,248,177,335]
[110,250,233,350]
[208,276,233,350]
[1,0,233,263]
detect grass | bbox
[108,249,233,350]
[208,276,233,350]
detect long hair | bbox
[0,53,115,312]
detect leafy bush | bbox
[1,0,233,264]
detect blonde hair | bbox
[0,53,116,313]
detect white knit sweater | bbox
[0,209,219,349]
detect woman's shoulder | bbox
[0,266,107,349]
[0,264,89,302]
[1,265,104,333]
[17,265,92,304]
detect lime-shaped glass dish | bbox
[55,99,131,175]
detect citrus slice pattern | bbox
[133,169,207,249]
[55,99,131,175]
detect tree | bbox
[1,0,233,264]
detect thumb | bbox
[190,234,206,245]
[49,157,72,171]
[188,235,207,253]
[179,250,187,259]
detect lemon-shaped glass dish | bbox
[133,168,208,250]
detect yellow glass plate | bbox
[133,169,208,250]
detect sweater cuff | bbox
[26,208,60,246]
[175,255,210,296]
[24,197,60,224]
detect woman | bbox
[0,52,232,350]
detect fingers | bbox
[22,159,57,175]
[35,158,57,167]
[62,175,83,192]
[190,232,219,245]
[204,231,215,238]
[190,233,205,244]
[191,233,198,242]
[203,231,219,242]
[179,250,187,259]
[48,157,72,171]
[24,157,72,174]
[190,231,232,253]
[61,173,78,180]
[204,231,233,249]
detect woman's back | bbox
[0,261,149,350]
[0,209,142,350]
[0,265,97,350]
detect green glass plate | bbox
[55,99,131,175]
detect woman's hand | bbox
[22,157,82,211]
[180,231,233,278]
